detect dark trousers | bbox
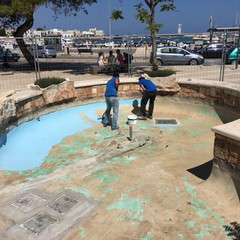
[141,91,157,116]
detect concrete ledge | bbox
[13,90,42,103]
[178,78,240,92]
[212,119,240,142]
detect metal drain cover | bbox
[4,189,100,240]
[11,193,47,212]
[154,118,178,125]
[47,195,80,214]
[20,212,57,235]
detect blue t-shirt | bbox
[138,78,157,92]
[105,77,118,97]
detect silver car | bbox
[150,46,204,65]
[29,45,57,58]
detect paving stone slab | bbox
[3,189,100,240]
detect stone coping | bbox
[1,76,240,102]
[0,77,138,104]
[0,90,42,104]
[74,76,138,88]
[178,78,240,92]
[211,119,240,142]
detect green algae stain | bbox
[121,155,137,165]
[59,175,72,183]
[64,187,92,198]
[189,129,203,137]
[107,194,144,222]
[177,233,184,239]
[3,171,13,176]
[27,168,51,178]
[103,187,113,193]
[140,231,153,240]
[89,169,118,184]
[79,227,85,238]
[184,180,227,238]
[186,220,195,228]
[195,231,206,239]
[175,187,181,199]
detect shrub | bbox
[34,77,66,88]
[144,69,176,77]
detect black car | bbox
[193,44,232,58]
[0,49,20,62]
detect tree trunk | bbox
[13,13,35,67]
[151,32,158,71]
[149,1,158,71]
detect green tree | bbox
[112,0,176,71]
[0,0,97,66]
[0,28,6,36]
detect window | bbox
[161,48,171,53]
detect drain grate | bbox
[47,194,80,214]
[4,189,100,240]
[154,118,178,125]
[20,212,57,235]
[11,193,47,212]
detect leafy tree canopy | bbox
[0,0,97,66]
[0,0,97,29]
[111,0,176,71]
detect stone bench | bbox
[77,48,93,55]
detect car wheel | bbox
[189,59,198,65]
[42,53,47,58]
[14,59,18,62]
[52,55,56,58]
[231,60,237,66]
[157,59,163,66]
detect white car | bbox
[29,45,57,58]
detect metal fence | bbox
[0,35,240,93]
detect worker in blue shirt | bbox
[138,76,157,119]
[102,72,120,130]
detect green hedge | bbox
[144,69,176,77]
[34,77,66,88]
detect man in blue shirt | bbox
[138,76,157,119]
[102,72,120,130]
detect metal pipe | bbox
[129,125,133,140]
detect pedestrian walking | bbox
[102,72,120,130]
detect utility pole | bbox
[209,16,213,43]
[108,0,112,42]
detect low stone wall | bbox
[178,79,240,184]
[178,79,240,111]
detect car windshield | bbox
[46,46,54,49]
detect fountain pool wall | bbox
[0,78,240,183]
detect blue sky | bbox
[33,0,240,35]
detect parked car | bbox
[150,46,204,66]
[193,44,232,58]
[0,49,20,62]
[225,46,240,65]
[29,45,57,58]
